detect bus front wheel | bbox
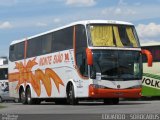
[112,98,119,104]
[67,84,78,105]
[104,98,119,105]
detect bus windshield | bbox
[92,50,142,80]
[0,68,8,80]
[88,24,140,48]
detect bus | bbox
[0,57,8,90]
[9,20,152,105]
[141,42,160,97]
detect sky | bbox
[0,0,160,56]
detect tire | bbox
[112,98,119,105]
[26,87,34,105]
[103,98,112,105]
[67,84,78,105]
[104,98,119,105]
[54,99,67,105]
[0,97,3,103]
[20,89,27,104]
[34,99,41,105]
[26,88,41,105]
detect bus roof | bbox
[10,20,134,45]
[141,42,160,47]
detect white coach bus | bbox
[141,42,160,97]
[9,20,152,105]
[0,57,8,90]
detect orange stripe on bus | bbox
[9,58,64,97]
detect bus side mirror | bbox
[141,49,153,67]
[86,48,93,66]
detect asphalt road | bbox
[0,100,160,120]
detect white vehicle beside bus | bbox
[0,57,8,90]
[0,57,17,102]
[0,65,8,90]
[141,42,160,97]
[9,20,152,105]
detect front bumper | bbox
[89,85,141,98]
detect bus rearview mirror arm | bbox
[86,48,93,66]
[141,49,153,67]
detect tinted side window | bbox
[9,42,25,61]
[42,33,52,54]
[9,45,15,61]
[0,68,8,80]
[142,46,160,62]
[154,46,160,61]
[76,25,87,51]
[16,42,25,60]
[75,25,88,77]
[27,37,42,58]
[52,27,73,52]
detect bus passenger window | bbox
[27,37,42,58]
[52,27,73,52]
[9,45,15,61]
[42,34,52,54]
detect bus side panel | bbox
[9,50,90,99]
[142,63,160,96]
[9,60,23,98]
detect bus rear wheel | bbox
[26,87,41,105]
[26,87,35,105]
[20,89,27,104]
[67,84,78,105]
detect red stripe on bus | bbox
[89,85,141,98]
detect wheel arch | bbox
[25,84,34,98]
[19,84,33,98]
[66,79,77,98]
[19,85,25,98]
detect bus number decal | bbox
[52,52,70,64]
[38,52,70,66]
[53,53,64,64]
[39,56,52,66]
